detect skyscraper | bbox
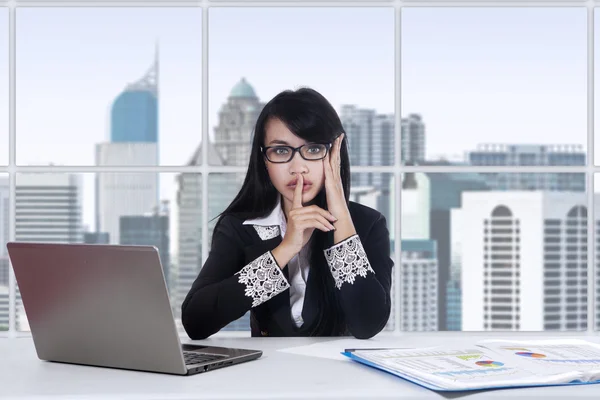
[457,191,588,331]
[174,143,247,328]
[96,143,159,244]
[120,201,170,290]
[401,113,425,165]
[110,45,158,144]
[0,177,8,288]
[15,173,83,330]
[174,79,261,330]
[15,174,83,244]
[96,46,159,244]
[213,78,263,167]
[595,194,600,331]
[0,178,8,331]
[468,144,585,192]
[401,239,438,331]
[341,105,394,226]
[401,171,490,330]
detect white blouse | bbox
[243,197,310,327]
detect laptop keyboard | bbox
[183,351,227,365]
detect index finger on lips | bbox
[292,174,303,209]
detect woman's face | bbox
[263,118,326,208]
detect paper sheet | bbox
[350,347,554,391]
[277,337,412,361]
[477,339,600,377]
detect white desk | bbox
[3,334,600,399]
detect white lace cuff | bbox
[323,234,375,289]
[236,251,290,307]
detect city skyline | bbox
[3,169,600,332]
[4,5,600,333]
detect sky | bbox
[0,6,598,230]
[402,7,587,161]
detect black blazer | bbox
[181,201,394,340]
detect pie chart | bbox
[476,360,504,367]
[515,352,546,358]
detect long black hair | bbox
[214,87,351,336]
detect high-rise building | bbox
[120,201,170,290]
[0,287,7,331]
[96,48,160,244]
[0,177,8,288]
[111,43,158,144]
[15,173,83,330]
[595,194,600,331]
[174,126,248,329]
[213,78,263,167]
[401,239,438,331]
[96,143,159,244]
[341,105,394,226]
[401,173,430,240]
[0,177,7,330]
[468,144,585,192]
[401,113,425,165]
[173,78,265,330]
[83,232,110,244]
[457,191,588,331]
[446,207,465,331]
[446,277,462,331]
[16,174,83,243]
[174,171,202,324]
[400,171,490,330]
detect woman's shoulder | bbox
[214,213,259,241]
[348,201,385,222]
[214,213,247,231]
[347,201,387,234]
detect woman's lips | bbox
[287,183,312,192]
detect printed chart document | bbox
[342,339,600,392]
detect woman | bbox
[181,87,394,340]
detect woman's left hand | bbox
[323,133,350,219]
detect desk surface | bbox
[3,334,600,399]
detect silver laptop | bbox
[6,242,262,376]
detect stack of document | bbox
[342,339,600,392]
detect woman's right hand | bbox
[280,173,337,256]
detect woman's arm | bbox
[181,216,290,339]
[323,214,394,339]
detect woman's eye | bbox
[308,146,322,153]
[275,147,289,155]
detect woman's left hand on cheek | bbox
[324,133,349,219]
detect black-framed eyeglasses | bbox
[261,143,333,163]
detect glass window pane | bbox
[14,172,176,331]
[0,8,7,166]
[209,7,394,166]
[402,8,586,165]
[16,7,202,166]
[402,172,588,332]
